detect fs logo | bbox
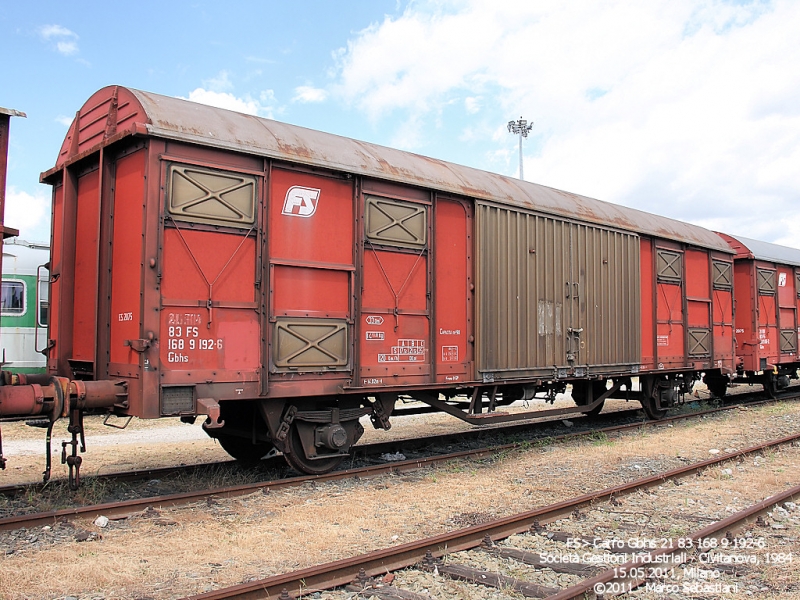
[282,186,321,218]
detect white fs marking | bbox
[282,186,321,217]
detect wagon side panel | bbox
[733,260,758,371]
[776,265,797,359]
[710,254,735,372]
[157,156,263,410]
[653,242,685,368]
[433,196,472,384]
[640,238,655,370]
[358,181,431,387]
[268,167,355,396]
[685,248,712,368]
[47,181,64,375]
[754,261,779,367]
[71,168,100,365]
[108,149,145,371]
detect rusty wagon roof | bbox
[47,86,731,252]
[719,233,800,267]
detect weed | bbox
[666,525,686,537]
[531,436,555,448]
[764,402,790,415]
[588,431,613,446]
[489,449,512,464]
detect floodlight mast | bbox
[507,116,533,180]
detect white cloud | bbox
[39,24,75,40]
[184,88,276,118]
[4,187,51,243]
[464,97,481,114]
[203,71,234,93]
[39,24,79,56]
[293,86,329,103]
[333,0,800,246]
[55,115,73,127]
[56,41,78,56]
[260,90,277,105]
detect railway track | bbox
[184,432,800,599]
[0,390,794,533]
[0,384,784,501]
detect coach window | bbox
[38,278,49,326]
[1,280,25,315]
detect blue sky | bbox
[2,0,799,249]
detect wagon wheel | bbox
[640,376,669,419]
[215,433,274,465]
[705,377,728,400]
[640,394,668,419]
[571,381,606,417]
[282,423,345,475]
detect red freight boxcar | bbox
[13,85,736,478]
[638,237,735,414]
[715,233,800,396]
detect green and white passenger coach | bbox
[1,238,49,374]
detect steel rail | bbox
[1,384,786,499]
[0,396,792,532]
[549,483,800,599]
[183,431,800,599]
[0,407,643,499]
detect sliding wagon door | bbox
[475,204,639,381]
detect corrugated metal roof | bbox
[59,86,735,252]
[721,233,800,267]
